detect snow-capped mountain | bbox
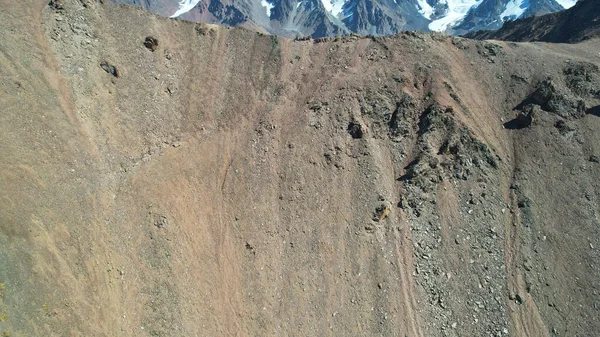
[454,0,565,33]
[467,0,599,42]
[109,0,577,37]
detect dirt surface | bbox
[1,1,600,336]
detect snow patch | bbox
[262,0,274,17]
[416,0,434,19]
[429,0,483,32]
[320,0,346,18]
[501,0,527,20]
[170,0,202,18]
[343,1,356,22]
[554,0,577,9]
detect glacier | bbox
[321,0,346,18]
[262,0,274,17]
[501,0,527,20]
[429,0,483,32]
[170,0,202,18]
[554,0,577,8]
[416,0,434,20]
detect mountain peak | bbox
[110,0,578,37]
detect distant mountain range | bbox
[467,0,598,43]
[109,0,578,37]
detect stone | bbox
[154,214,167,228]
[144,36,159,52]
[100,62,120,77]
[515,294,524,305]
[515,104,538,128]
[347,121,364,139]
[373,201,391,221]
[49,0,64,10]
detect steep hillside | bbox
[1,0,599,336]
[467,0,600,42]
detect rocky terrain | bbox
[110,0,575,38]
[467,0,600,42]
[0,0,599,336]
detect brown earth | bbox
[1,0,600,336]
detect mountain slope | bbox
[109,0,575,37]
[467,0,600,42]
[2,0,600,336]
